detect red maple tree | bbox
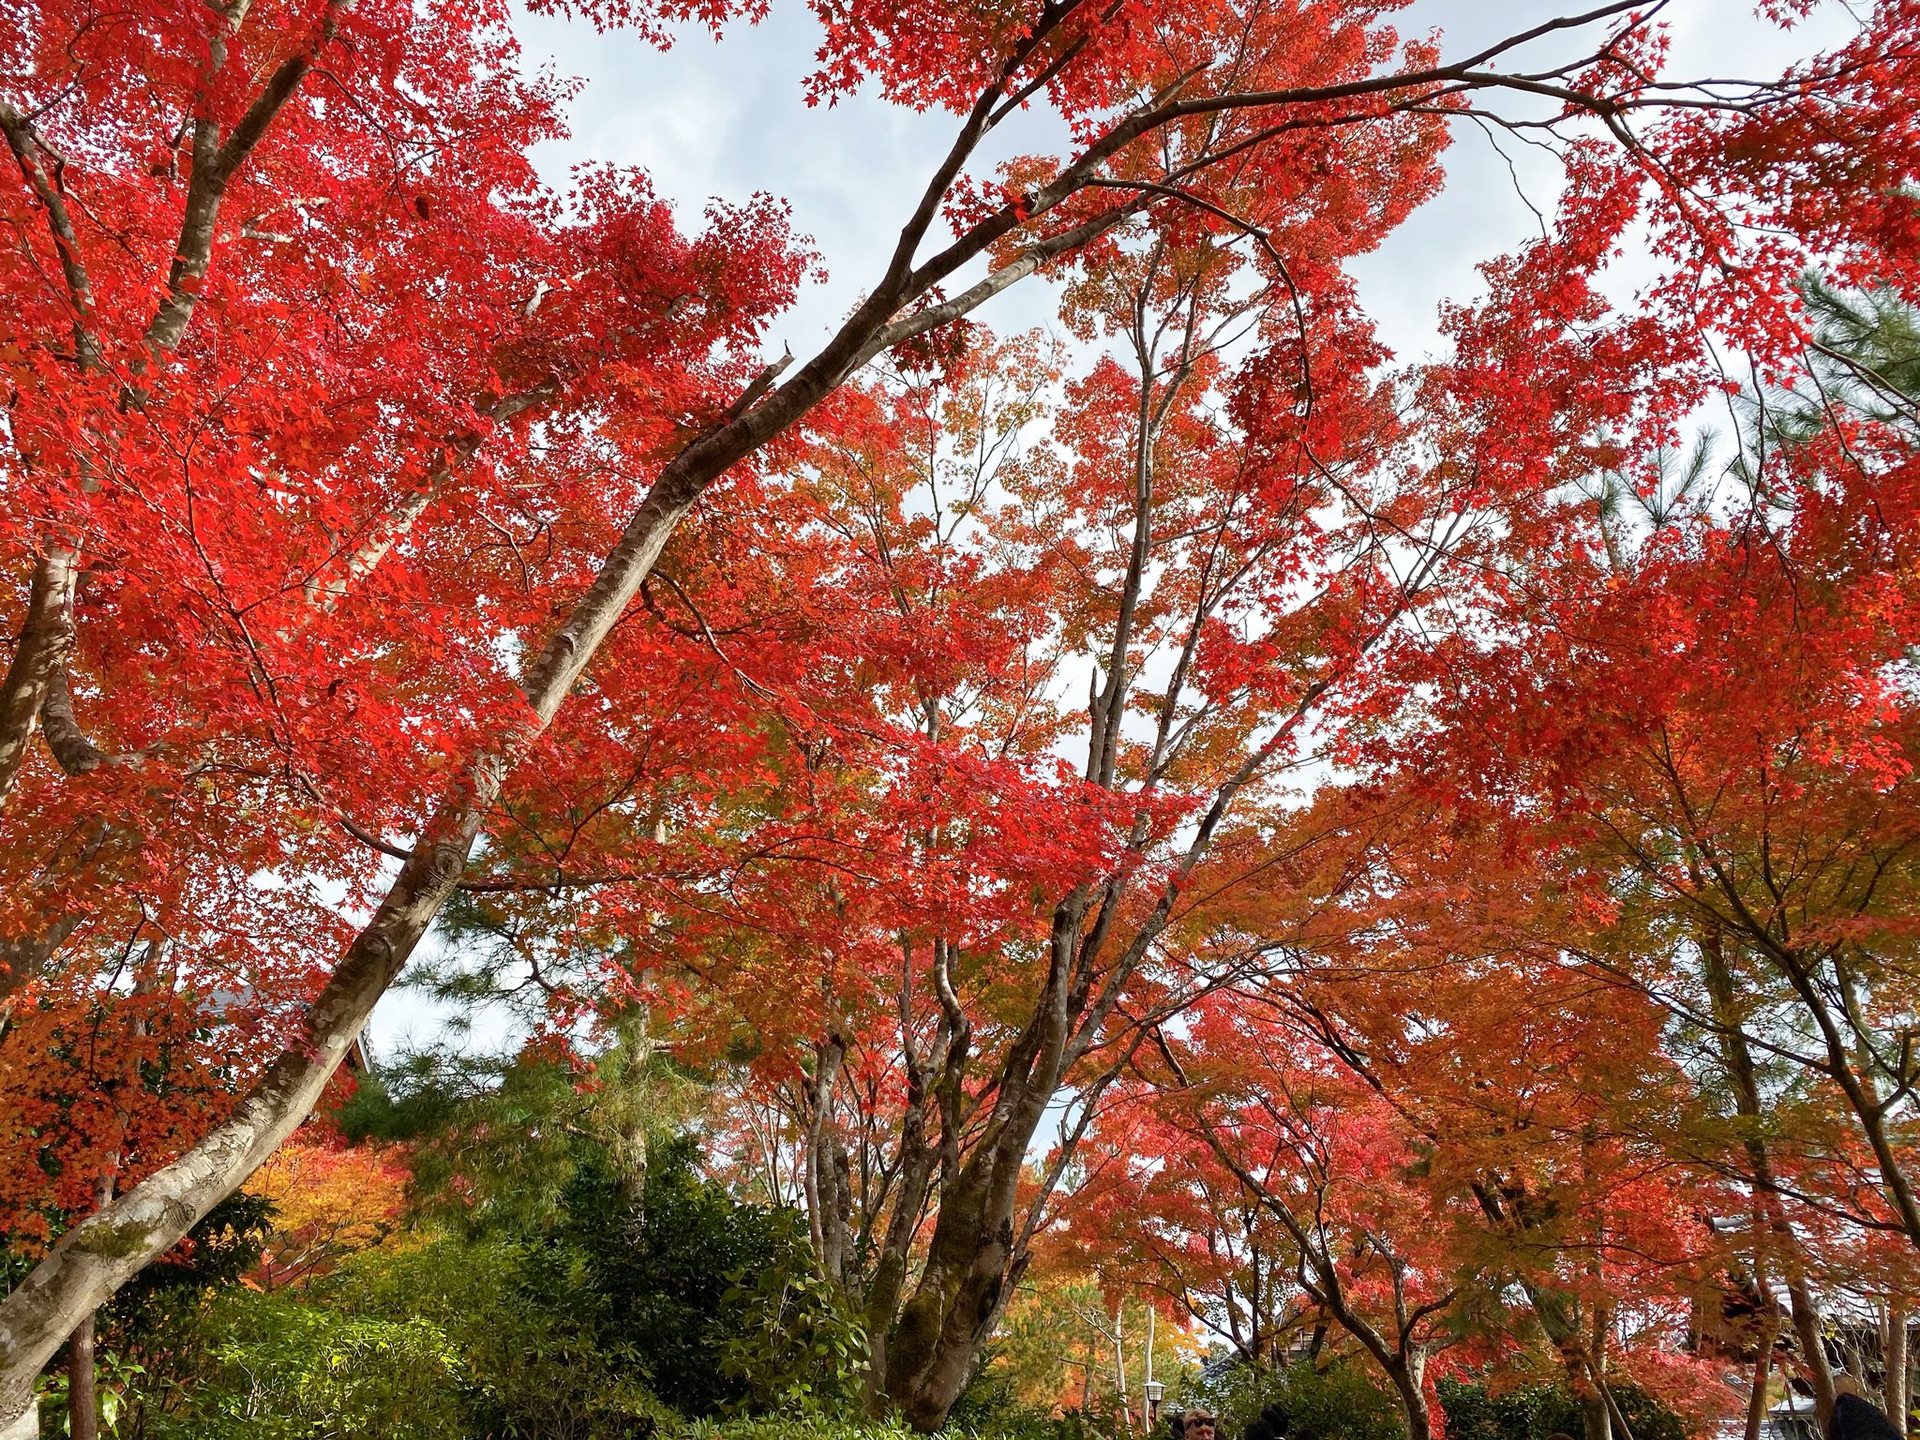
[3,0,1920,1429]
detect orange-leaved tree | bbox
[5,0,1920,1430]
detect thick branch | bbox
[0,549,79,810]
[0,101,97,367]
[144,0,352,359]
[38,662,112,775]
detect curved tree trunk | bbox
[0,549,79,816]
[0,452,720,1425]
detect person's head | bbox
[1185,1410,1218,1440]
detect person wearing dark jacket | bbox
[1832,1376,1905,1440]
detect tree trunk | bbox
[867,908,1093,1429]
[1508,1279,1635,1440]
[66,1310,97,1440]
[0,548,79,816]
[1698,926,1835,1433]
[1748,1317,1781,1440]
[870,1017,1083,1427]
[1385,1352,1434,1440]
[876,1162,1033,1428]
[1789,1276,1837,1434]
[0,444,730,1426]
[1887,1306,1909,1434]
[1584,1296,1614,1440]
[803,1033,848,1283]
[1580,1389,1612,1440]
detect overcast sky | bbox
[505,0,1863,362]
[366,0,1866,1059]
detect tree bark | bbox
[1748,1316,1781,1440]
[65,1310,97,1440]
[0,549,79,814]
[1696,925,1837,1432]
[0,448,719,1423]
[1583,1294,1613,1440]
[803,1032,848,1282]
[1503,1276,1634,1440]
[1789,1276,1837,1434]
[1886,1306,1908,1434]
[1581,1389,1612,1440]
[1387,1352,1435,1440]
[873,909,1089,1428]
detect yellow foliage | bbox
[245,1136,411,1290]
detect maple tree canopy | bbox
[3,0,1920,1431]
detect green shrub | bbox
[142,1288,466,1440]
[564,1135,796,1416]
[1434,1379,1691,1440]
[716,1215,869,1415]
[106,1048,865,1438]
[117,1236,667,1440]
[327,1237,670,1439]
[940,1364,1114,1440]
[1183,1357,1409,1440]
[674,1418,913,1440]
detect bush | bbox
[1434,1379,1691,1440]
[675,1418,914,1440]
[1183,1357,1409,1440]
[118,1234,667,1440]
[114,1132,847,1436]
[140,1288,466,1440]
[107,1043,864,1437]
[939,1363,1115,1440]
[566,1134,799,1416]
[325,1236,669,1439]
[716,1214,869,1415]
